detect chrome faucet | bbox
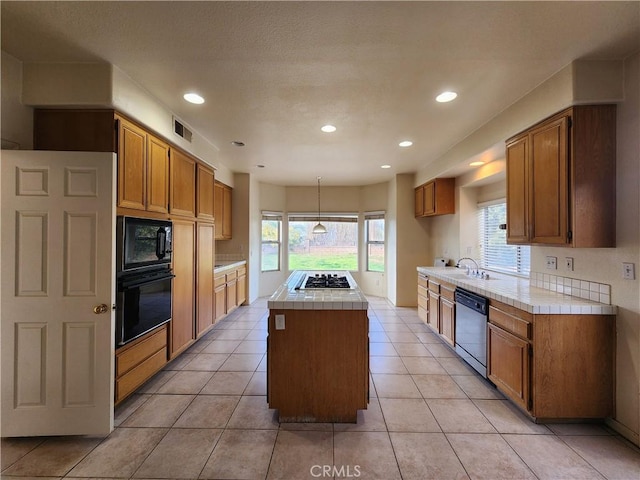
[456,257,479,271]
[456,257,484,278]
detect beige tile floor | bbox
[2,296,640,479]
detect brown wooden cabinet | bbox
[197,164,215,221]
[171,220,195,357]
[414,178,455,217]
[417,273,429,324]
[196,222,215,337]
[237,265,247,306]
[426,279,441,332]
[226,271,238,314]
[170,149,197,217]
[488,299,614,419]
[267,308,369,422]
[506,105,616,247]
[488,322,530,411]
[116,117,147,210]
[439,285,455,347]
[146,134,170,214]
[214,272,227,323]
[214,181,233,239]
[115,325,167,404]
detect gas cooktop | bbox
[295,273,352,289]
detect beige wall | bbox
[256,181,393,298]
[1,52,33,150]
[414,54,640,444]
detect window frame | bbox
[365,212,385,272]
[287,213,359,272]
[477,199,530,277]
[260,212,282,272]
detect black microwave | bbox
[116,216,172,271]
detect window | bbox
[478,200,530,276]
[261,212,282,272]
[365,213,385,272]
[288,214,358,270]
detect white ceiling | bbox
[2,1,639,186]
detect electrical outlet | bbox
[565,257,574,271]
[275,314,285,330]
[623,262,636,280]
[546,256,557,270]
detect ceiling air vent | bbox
[173,117,193,143]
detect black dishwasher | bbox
[454,288,489,377]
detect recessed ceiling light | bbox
[231,141,245,147]
[183,92,205,104]
[255,164,265,168]
[321,125,337,133]
[436,91,457,103]
[399,140,413,148]
[469,161,485,167]
[381,165,392,169]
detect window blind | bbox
[477,201,530,276]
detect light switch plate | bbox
[275,314,285,330]
[623,263,636,280]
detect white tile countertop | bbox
[268,271,369,310]
[417,267,617,315]
[213,260,246,274]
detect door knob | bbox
[93,304,109,314]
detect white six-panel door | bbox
[1,151,116,436]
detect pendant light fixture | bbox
[312,176,327,234]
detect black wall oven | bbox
[116,266,174,346]
[116,216,174,347]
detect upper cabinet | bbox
[116,117,147,211]
[506,105,616,247]
[214,180,233,239]
[115,117,170,213]
[415,178,455,217]
[196,164,215,221]
[169,148,197,218]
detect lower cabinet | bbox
[488,322,530,411]
[417,273,429,323]
[171,219,195,358]
[237,266,247,306]
[115,325,167,404]
[427,289,440,332]
[226,271,238,314]
[213,263,247,321]
[440,295,455,346]
[196,222,215,337]
[488,299,614,419]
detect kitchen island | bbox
[267,271,369,423]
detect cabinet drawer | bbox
[116,348,167,402]
[418,292,428,310]
[214,274,226,288]
[418,275,428,288]
[441,286,455,302]
[428,280,440,294]
[237,266,246,277]
[418,285,429,300]
[116,326,167,377]
[489,306,531,340]
[226,271,237,282]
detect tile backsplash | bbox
[530,272,611,305]
[215,253,245,262]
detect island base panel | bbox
[267,309,369,423]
